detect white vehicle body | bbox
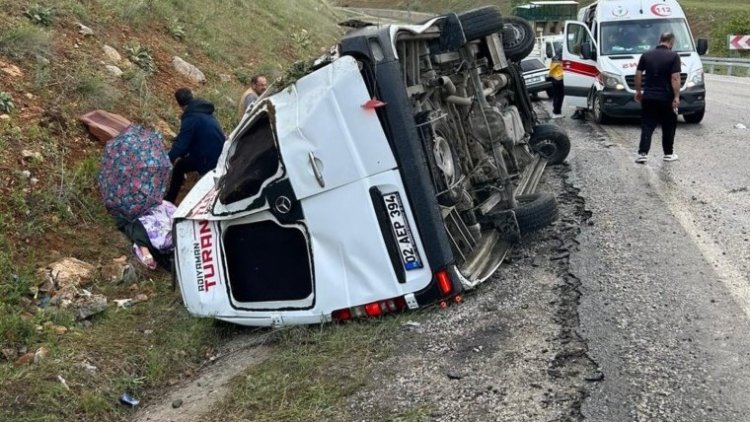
[172,7,568,327]
[561,0,706,121]
[174,57,434,326]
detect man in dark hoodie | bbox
[165,88,226,203]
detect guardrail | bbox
[703,57,750,77]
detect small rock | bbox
[0,61,23,78]
[15,352,35,366]
[446,371,464,380]
[39,257,96,291]
[172,56,206,83]
[134,293,148,302]
[53,325,68,334]
[34,346,49,364]
[105,65,123,77]
[0,114,10,121]
[551,251,570,260]
[101,256,136,284]
[20,170,31,179]
[219,74,231,82]
[78,23,94,36]
[36,55,50,66]
[172,399,183,409]
[102,45,122,63]
[70,294,108,320]
[735,123,747,130]
[21,149,44,162]
[585,371,605,382]
[2,348,17,361]
[24,92,33,100]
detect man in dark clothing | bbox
[165,88,226,203]
[634,32,681,163]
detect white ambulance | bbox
[562,0,708,123]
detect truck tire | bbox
[457,6,503,41]
[683,108,704,124]
[530,124,571,165]
[502,16,535,62]
[514,193,559,234]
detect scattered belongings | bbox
[79,110,131,143]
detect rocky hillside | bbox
[0,1,340,420]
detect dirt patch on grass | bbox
[134,333,273,422]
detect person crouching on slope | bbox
[165,88,226,204]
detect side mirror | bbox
[696,38,708,56]
[581,43,596,60]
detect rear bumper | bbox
[599,85,706,117]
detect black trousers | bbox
[639,98,677,155]
[165,156,200,204]
[551,79,564,114]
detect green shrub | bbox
[710,12,750,57]
[0,92,14,113]
[167,18,185,41]
[124,42,156,74]
[0,22,52,60]
[25,4,56,26]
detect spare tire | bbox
[457,6,503,41]
[530,124,571,165]
[502,16,536,62]
[514,193,559,234]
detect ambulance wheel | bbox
[683,108,704,124]
[592,93,611,124]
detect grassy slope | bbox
[0,1,340,420]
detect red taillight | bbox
[333,295,410,322]
[364,302,382,317]
[436,269,453,296]
[332,309,351,321]
[362,98,387,109]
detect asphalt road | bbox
[556,73,750,421]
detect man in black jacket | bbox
[634,32,681,163]
[165,88,226,203]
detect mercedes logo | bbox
[274,196,292,214]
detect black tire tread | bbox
[457,6,504,42]
[514,193,559,234]
[530,124,571,165]
[502,16,536,62]
[683,108,704,124]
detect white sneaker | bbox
[663,153,679,162]
[551,113,563,119]
[635,153,648,163]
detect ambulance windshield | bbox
[601,18,694,55]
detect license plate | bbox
[382,192,423,271]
